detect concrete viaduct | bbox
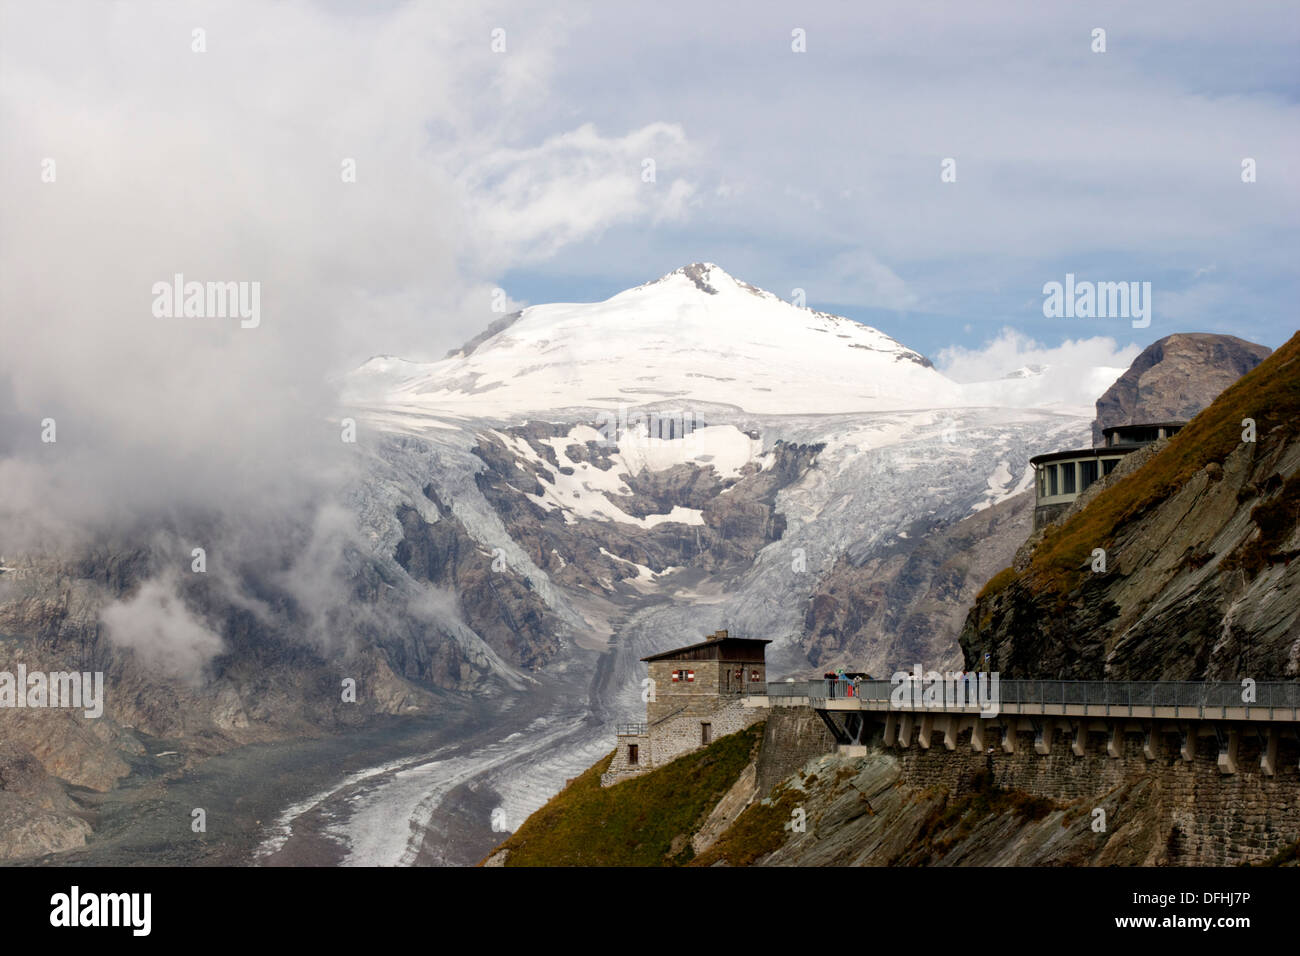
[745,678,1300,776]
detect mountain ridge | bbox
[348,263,1124,419]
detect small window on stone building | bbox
[628,744,639,765]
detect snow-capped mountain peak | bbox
[630,262,773,301]
[348,264,955,418]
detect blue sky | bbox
[2,0,1297,482]
[488,1,1300,364]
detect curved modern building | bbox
[1030,422,1185,530]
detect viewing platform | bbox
[1029,421,1186,529]
[744,678,1300,774]
[746,678,1300,722]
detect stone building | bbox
[1029,421,1185,529]
[601,629,770,787]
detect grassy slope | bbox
[483,722,764,867]
[979,331,1300,602]
[689,771,809,866]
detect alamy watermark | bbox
[50,886,150,936]
[594,405,699,447]
[0,665,104,718]
[151,273,260,328]
[890,665,1000,717]
[1042,273,1150,329]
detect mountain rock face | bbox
[962,332,1300,681]
[800,489,1033,675]
[1092,333,1271,445]
[0,741,93,861]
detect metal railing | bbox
[752,679,1300,714]
[616,723,647,736]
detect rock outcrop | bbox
[0,741,92,861]
[1092,333,1271,445]
[801,491,1034,674]
[962,331,1300,680]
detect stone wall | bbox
[755,706,838,796]
[649,699,762,770]
[647,660,724,723]
[888,722,1300,865]
[646,660,765,724]
[601,700,766,787]
[601,732,651,785]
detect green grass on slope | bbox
[483,722,764,867]
[689,775,805,867]
[983,331,1300,603]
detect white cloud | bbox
[101,575,225,684]
[937,327,1140,385]
[820,248,918,311]
[0,0,700,681]
[0,0,698,544]
[458,121,696,265]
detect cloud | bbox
[501,0,1300,348]
[819,248,918,311]
[0,0,697,680]
[0,0,697,547]
[100,574,226,684]
[936,328,1140,383]
[459,121,696,265]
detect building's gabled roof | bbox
[641,633,772,663]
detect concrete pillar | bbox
[1001,722,1017,754]
[1072,722,1087,757]
[898,713,914,749]
[971,718,985,753]
[918,714,934,750]
[1179,726,1194,762]
[942,717,958,751]
[1142,724,1158,761]
[1217,727,1238,775]
[882,711,897,747]
[1107,724,1123,758]
[1261,728,1277,777]
[1034,720,1053,755]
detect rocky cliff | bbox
[800,490,1033,674]
[1092,333,1271,445]
[962,331,1300,680]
